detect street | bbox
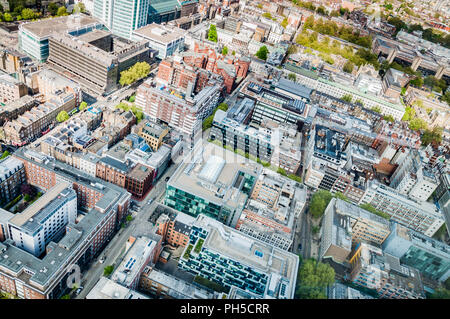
[75,160,179,299]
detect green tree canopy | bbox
[57,6,68,16]
[21,8,38,20]
[288,73,296,81]
[296,258,335,299]
[3,12,13,22]
[262,12,272,19]
[119,61,150,86]
[281,17,288,28]
[48,2,59,16]
[222,46,228,55]
[408,117,428,131]
[343,61,354,73]
[341,94,353,103]
[56,111,69,123]
[309,190,333,219]
[73,2,86,13]
[255,45,269,61]
[79,101,88,111]
[208,24,218,42]
[359,203,391,220]
[421,126,443,146]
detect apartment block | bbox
[0,73,27,104]
[7,182,77,257]
[0,156,26,206]
[155,204,195,248]
[136,78,221,139]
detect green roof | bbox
[284,63,319,80]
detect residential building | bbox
[125,164,155,198]
[155,204,195,248]
[7,182,77,257]
[0,156,26,206]
[165,142,261,226]
[136,78,221,141]
[349,243,425,299]
[178,214,299,299]
[383,223,450,282]
[139,266,215,299]
[0,96,38,126]
[0,73,27,104]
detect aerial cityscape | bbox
[0,0,449,303]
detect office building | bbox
[165,143,260,226]
[360,181,444,237]
[18,14,104,62]
[210,111,302,174]
[383,223,450,282]
[96,0,150,39]
[327,282,374,299]
[47,30,151,96]
[349,243,425,299]
[178,214,299,299]
[132,23,186,59]
[389,149,438,202]
[111,236,160,290]
[135,120,169,151]
[86,277,149,299]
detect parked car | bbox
[147,199,153,205]
[99,257,106,264]
[165,176,170,182]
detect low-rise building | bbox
[0,156,26,206]
[86,277,149,299]
[0,73,27,104]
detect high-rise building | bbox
[93,0,149,39]
[178,214,299,299]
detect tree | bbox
[222,46,228,55]
[48,2,59,16]
[384,115,395,122]
[334,192,350,202]
[429,288,450,299]
[421,126,443,146]
[343,61,354,73]
[73,2,85,13]
[57,6,68,17]
[341,94,353,103]
[296,259,335,299]
[309,190,333,219]
[126,215,133,222]
[288,73,296,82]
[3,12,13,22]
[408,117,427,131]
[371,106,381,113]
[255,45,269,61]
[0,150,10,159]
[79,101,88,111]
[208,24,218,42]
[56,111,69,123]
[262,12,272,19]
[359,203,391,220]
[21,8,37,20]
[103,265,114,276]
[281,17,288,28]
[119,62,150,86]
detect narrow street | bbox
[75,161,180,299]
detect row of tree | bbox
[0,2,78,22]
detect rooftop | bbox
[86,277,149,299]
[133,23,186,45]
[20,14,102,39]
